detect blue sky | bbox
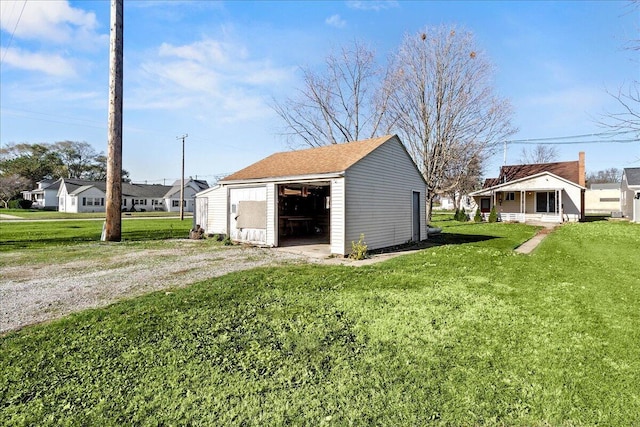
[1,0,638,184]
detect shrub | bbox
[474,209,483,223]
[8,199,23,209]
[488,205,498,223]
[349,233,368,260]
[454,208,468,222]
[18,199,33,209]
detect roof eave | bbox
[220,172,344,185]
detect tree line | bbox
[0,141,130,208]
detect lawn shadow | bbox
[367,232,498,255]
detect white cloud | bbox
[346,1,398,11]
[0,47,76,77]
[130,37,293,124]
[325,14,346,28]
[0,0,103,47]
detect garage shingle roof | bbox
[221,135,395,181]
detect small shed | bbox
[195,135,427,256]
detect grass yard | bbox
[0,218,192,252]
[0,208,189,220]
[1,218,639,425]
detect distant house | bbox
[469,152,586,223]
[585,183,621,215]
[51,178,209,213]
[620,167,640,223]
[195,135,427,256]
[21,179,61,209]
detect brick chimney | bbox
[578,151,585,187]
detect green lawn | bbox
[0,208,189,220]
[0,218,192,252]
[1,218,639,425]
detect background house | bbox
[21,179,60,209]
[470,152,586,223]
[55,178,208,213]
[195,135,427,256]
[620,167,640,223]
[585,183,621,215]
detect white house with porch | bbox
[470,153,586,223]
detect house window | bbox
[505,192,515,201]
[82,197,87,206]
[172,200,179,207]
[536,191,556,213]
[71,197,76,206]
[123,199,127,206]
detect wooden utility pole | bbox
[177,134,188,221]
[104,0,123,241]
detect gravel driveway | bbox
[0,241,319,335]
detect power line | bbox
[1,0,27,66]
[507,130,637,144]
[512,138,638,145]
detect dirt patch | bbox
[0,241,319,335]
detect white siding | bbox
[265,183,277,246]
[330,178,346,255]
[210,186,228,234]
[229,186,267,244]
[343,136,426,253]
[585,188,621,214]
[75,187,106,213]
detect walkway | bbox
[515,222,560,254]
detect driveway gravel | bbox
[0,241,319,335]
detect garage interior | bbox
[277,182,330,247]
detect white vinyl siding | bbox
[343,136,426,253]
[74,187,106,213]
[330,178,346,255]
[266,183,277,246]
[203,186,228,235]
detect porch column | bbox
[558,189,563,222]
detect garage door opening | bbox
[277,182,330,248]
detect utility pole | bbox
[104,0,123,241]
[177,134,188,220]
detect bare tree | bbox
[442,152,484,210]
[518,144,559,164]
[598,1,639,150]
[384,26,516,222]
[0,174,30,208]
[586,168,622,184]
[272,41,390,147]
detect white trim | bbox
[220,172,344,186]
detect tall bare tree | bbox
[384,26,517,222]
[598,1,639,151]
[518,144,559,164]
[272,41,390,147]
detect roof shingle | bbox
[624,167,640,186]
[221,135,395,181]
[483,160,581,188]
